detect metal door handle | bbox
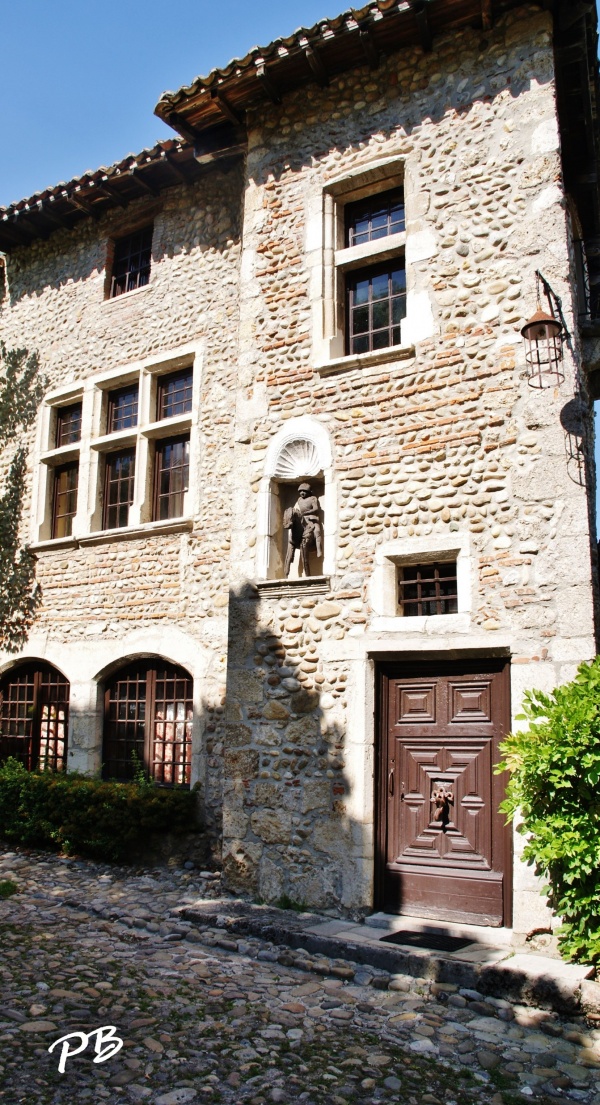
[388,770,394,796]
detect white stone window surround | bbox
[256,416,336,581]
[0,625,211,786]
[31,341,203,549]
[308,154,434,373]
[369,532,472,635]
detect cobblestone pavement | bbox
[1,849,599,1105]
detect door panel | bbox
[377,659,511,926]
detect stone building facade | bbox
[1,0,599,933]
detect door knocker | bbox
[431,783,454,830]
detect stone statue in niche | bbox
[283,482,323,577]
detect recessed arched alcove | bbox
[257,417,336,581]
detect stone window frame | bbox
[31,342,203,549]
[369,533,472,633]
[309,155,417,375]
[256,416,336,581]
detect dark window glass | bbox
[157,368,193,419]
[108,385,138,432]
[398,561,458,617]
[52,463,78,538]
[110,225,153,298]
[0,663,69,772]
[103,661,192,786]
[347,263,406,354]
[345,188,405,247]
[103,449,136,530]
[55,403,82,447]
[154,436,189,521]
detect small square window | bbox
[55,403,82,447]
[52,463,78,538]
[157,368,193,420]
[345,188,405,246]
[110,225,153,298]
[107,385,138,432]
[103,450,136,530]
[398,561,458,617]
[153,436,189,521]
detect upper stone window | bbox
[312,157,412,368]
[55,403,82,447]
[110,224,153,298]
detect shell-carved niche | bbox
[273,439,321,480]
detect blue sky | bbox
[0,0,337,207]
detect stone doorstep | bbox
[177,899,595,1015]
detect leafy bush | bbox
[497,658,600,964]
[0,758,200,863]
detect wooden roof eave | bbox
[0,143,213,253]
[154,0,519,136]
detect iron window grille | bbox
[107,384,139,432]
[110,225,153,298]
[52,462,78,538]
[55,403,82,447]
[347,262,406,354]
[157,368,193,419]
[154,436,189,521]
[0,663,69,772]
[398,561,458,617]
[103,661,192,785]
[103,449,136,530]
[345,187,405,246]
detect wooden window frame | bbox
[102,662,192,786]
[153,435,190,521]
[346,260,407,356]
[52,461,79,538]
[55,403,82,448]
[103,448,136,530]
[110,224,153,298]
[398,560,458,617]
[107,384,139,433]
[0,663,69,772]
[345,187,405,247]
[157,368,193,420]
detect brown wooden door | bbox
[377,658,511,926]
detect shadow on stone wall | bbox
[222,581,375,918]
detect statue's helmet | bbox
[298,482,311,492]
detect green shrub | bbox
[497,657,600,964]
[0,879,17,898]
[0,757,200,863]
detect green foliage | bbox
[0,757,199,863]
[274,893,308,912]
[0,342,46,652]
[0,879,18,899]
[497,657,600,964]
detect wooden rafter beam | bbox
[130,167,160,197]
[256,62,281,104]
[64,191,99,219]
[210,88,243,126]
[301,42,329,87]
[161,150,192,184]
[166,112,203,146]
[12,209,47,238]
[96,179,128,207]
[358,23,380,69]
[409,0,433,54]
[0,218,30,246]
[36,201,71,231]
[193,142,246,167]
[481,0,493,31]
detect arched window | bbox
[0,662,69,771]
[103,660,192,786]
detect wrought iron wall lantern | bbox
[520,271,568,388]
